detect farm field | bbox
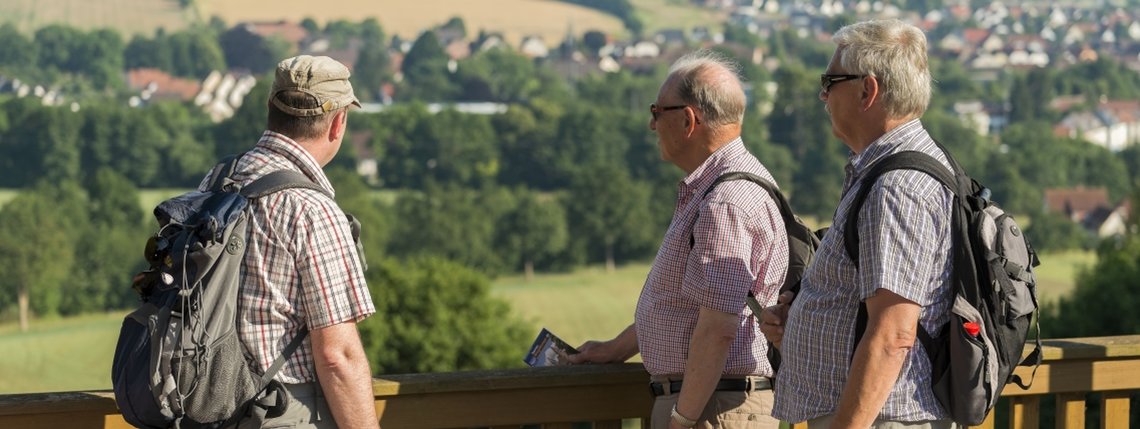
[0,250,1098,394]
[629,0,728,34]
[0,0,190,36]
[198,0,626,48]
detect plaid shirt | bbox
[773,120,954,422]
[634,138,789,376]
[198,131,375,384]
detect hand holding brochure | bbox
[524,328,578,367]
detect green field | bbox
[493,262,651,349]
[0,250,1096,394]
[629,0,728,34]
[0,0,191,36]
[0,312,124,394]
[0,189,16,208]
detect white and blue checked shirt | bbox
[773,120,955,422]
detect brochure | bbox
[523,327,579,367]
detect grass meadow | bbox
[0,250,1093,394]
[0,0,190,36]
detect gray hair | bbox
[832,19,931,119]
[666,49,747,128]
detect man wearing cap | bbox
[196,55,378,428]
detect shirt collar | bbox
[848,118,925,175]
[253,130,337,198]
[682,136,747,194]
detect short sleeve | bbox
[291,197,375,329]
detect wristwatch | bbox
[671,404,697,428]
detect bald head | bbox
[665,50,747,128]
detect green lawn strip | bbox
[0,312,124,393]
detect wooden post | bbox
[1099,391,1130,429]
[1010,396,1041,429]
[1056,393,1086,429]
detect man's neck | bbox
[846,115,915,154]
[675,130,740,175]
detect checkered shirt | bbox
[197,131,376,384]
[772,120,955,422]
[634,137,789,377]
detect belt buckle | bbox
[744,377,753,391]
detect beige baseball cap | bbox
[269,55,361,117]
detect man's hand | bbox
[566,324,638,364]
[759,291,796,349]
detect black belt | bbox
[649,377,772,396]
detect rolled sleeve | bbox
[683,201,760,314]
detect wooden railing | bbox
[1,335,1138,428]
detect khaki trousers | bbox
[236,382,337,429]
[651,388,778,429]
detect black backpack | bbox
[843,145,1042,425]
[693,172,821,371]
[112,155,329,429]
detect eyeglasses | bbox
[820,74,866,93]
[650,103,688,120]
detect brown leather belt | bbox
[649,377,772,396]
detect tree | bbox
[440,16,467,39]
[65,169,147,314]
[400,31,458,101]
[0,23,36,70]
[565,164,656,271]
[496,190,569,279]
[388,185,511,274]
[455,48,541,102]
[767,63,846,218]
[0,184,80,331]
[357,257,530,373]
[1025,212,1092,252]
[582,30,608,55]
[1041,234,1140,338]
[353,18,392,102]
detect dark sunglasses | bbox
[820,74,866,93]
[650,103,687,120]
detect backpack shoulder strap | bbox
[205,154,244,192]
[240,170,333,200]
[845,150,959,364]
[691,172,789,246]
[842,151,958,266]
[703,171,797,226]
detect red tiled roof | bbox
[1044,187,1111,220]
[963,28,991,46]
[125,68,201,101]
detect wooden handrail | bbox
[1,336,1139,429]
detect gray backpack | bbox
[844,145,1042,425]
[111,155,330,428]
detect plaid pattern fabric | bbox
[198,131,375,384]
[773,120,955,422]
[634,138,789,376]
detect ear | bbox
[328,110,347,142]
[684,107,700,137]
[860,76,880,111]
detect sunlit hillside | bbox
[0,0,191,36]
[198,0,625,47]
